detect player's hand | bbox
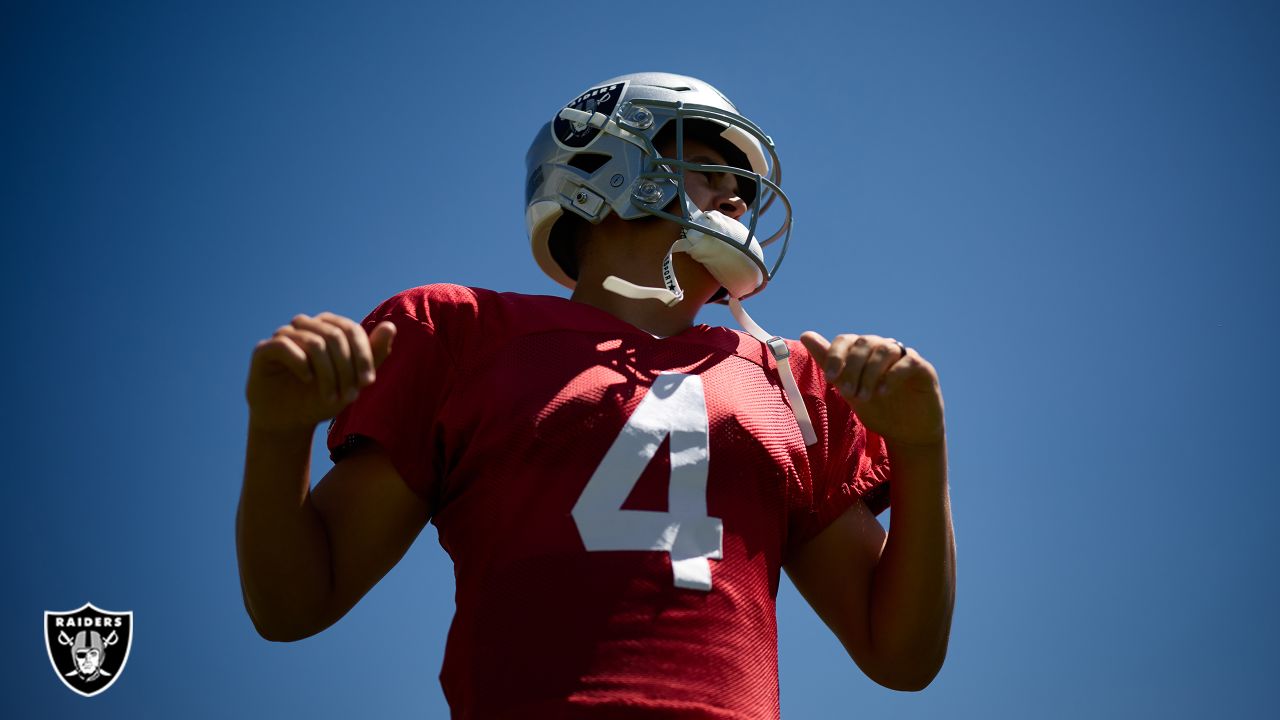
[246,313,396,434]
[800,331,944,448]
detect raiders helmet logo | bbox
[45,602,133,697]
[552,81,627,151]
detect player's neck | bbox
[572,225,718,338]
[571,277,705,338]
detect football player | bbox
[238,72,955,718]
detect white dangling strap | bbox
[729,297,818,446]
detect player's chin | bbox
[671,254,718,289]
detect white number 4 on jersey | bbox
[572,372,723,591]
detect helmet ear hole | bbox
[567,153,611,174]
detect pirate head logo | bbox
[552,81,627,151]
[45,602,133,697]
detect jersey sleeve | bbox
[785,342,892,555]
[326,285,475,505]
[817,379,891,519]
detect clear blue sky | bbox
[5,1,1278,717]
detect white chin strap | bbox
[601,235,690,307]
[603,208,817,446]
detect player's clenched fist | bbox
[246,312,396,433]
[800,331,945,448]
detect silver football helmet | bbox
[524,72,792,300]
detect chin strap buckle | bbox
[764,336,790,361]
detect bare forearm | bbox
[236,423,335,640]
[868,438,955,689]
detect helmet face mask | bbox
[526,73,792,299]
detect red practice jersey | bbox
[328,284,890,719]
